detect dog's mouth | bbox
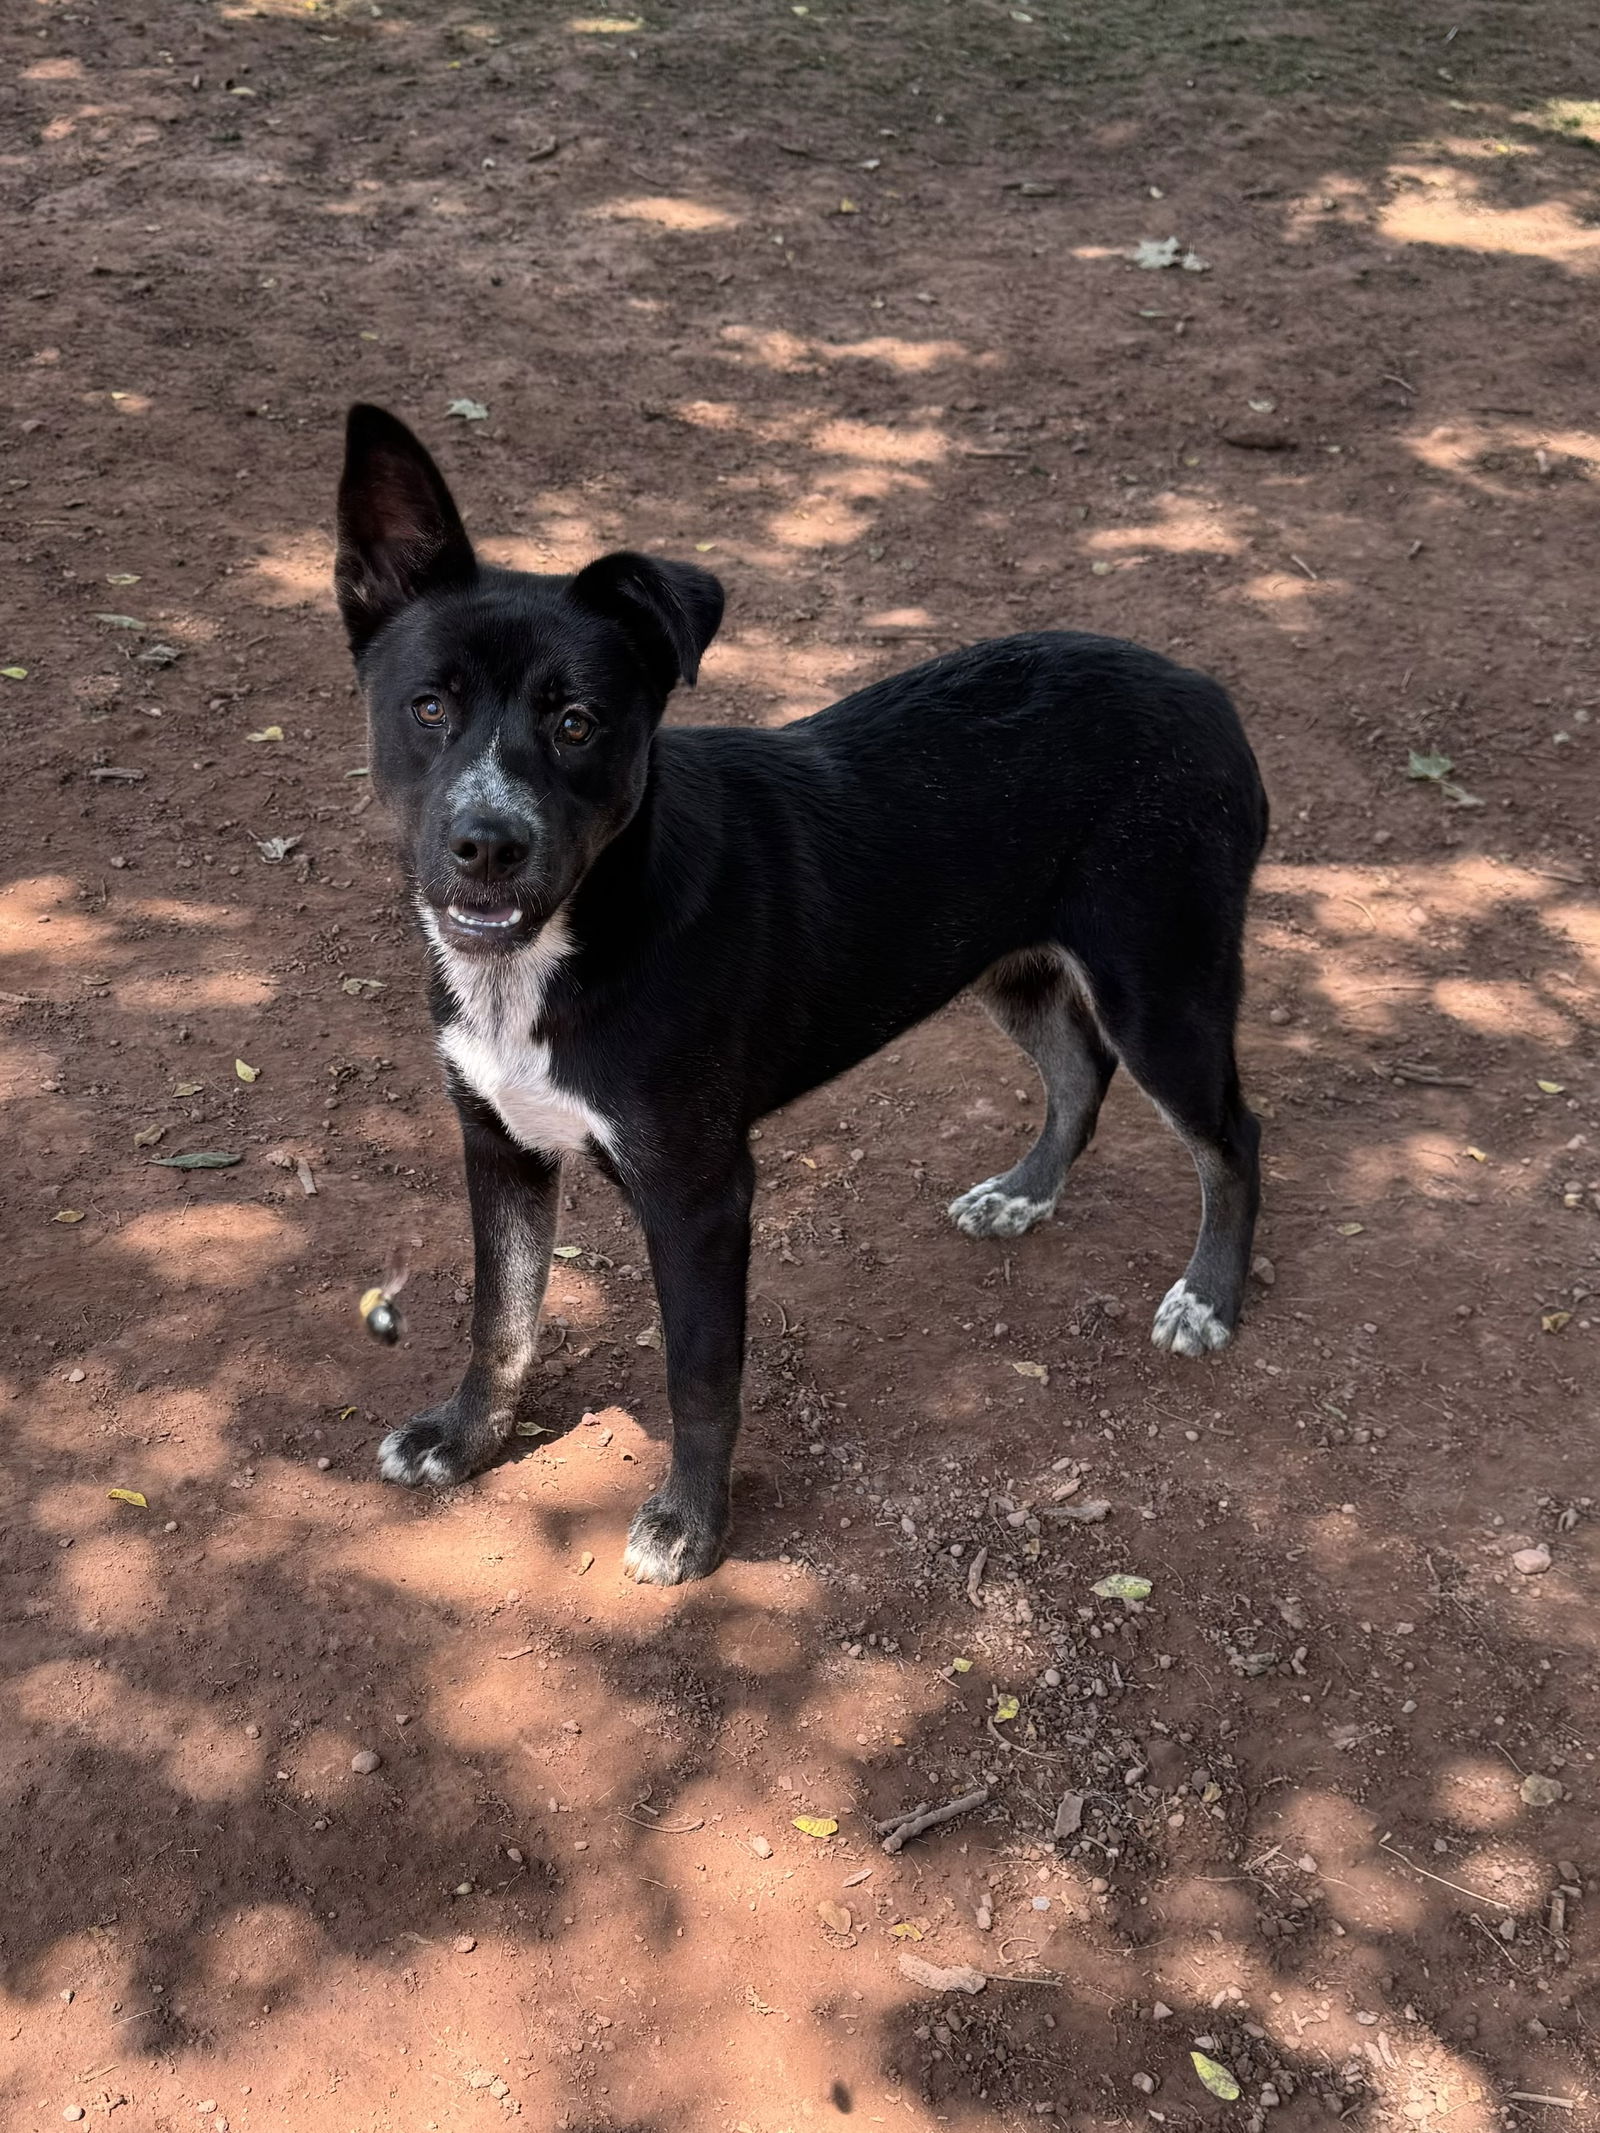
[436,897,536,951]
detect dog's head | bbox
[334,403,723,956]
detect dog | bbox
[334,403,1268,1585]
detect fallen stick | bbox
[1508,2099,1575,2112]
[875,1800,930,1836]
[882,1787,990,1855]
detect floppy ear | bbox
[567,552,725,690]
[335,404,476,654]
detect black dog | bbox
[335,404,1268,1584]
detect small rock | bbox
[67,1368,86,1384]
[316,1456,332,1471]
[1513,1544,1552,1575]
[453,1934,477,1953]
[750,1835,773,1858]
[350,1748,382,1774]
[1152,2002,1174,2021]
[505,1846,524,1864]
[64,2110,86,2124]
[1252,1255,1276,1286]
[243,1724,261,1740]
[975,1898,993,1931]
[1521,1773,1564,1807]
[1133,2073,1157,2095]
[60,1988,74,2003]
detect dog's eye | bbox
[557,708,596,746]
[412,695,446,728]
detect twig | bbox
[1383,373,1418,394]
[966,1546,988,1608]
[1289,553,1318,581]
[496,1645,539,1661]
[1508,2097,1576,2111]
[882,1787,990,1854]
[875,1801,931,1836]
[1379,1840,1511,1910]
[1388,1064,1476,1089]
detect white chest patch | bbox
[425,910,617,1160]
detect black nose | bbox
[447,813,533,882]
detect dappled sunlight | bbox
[112,1203,306,1287]
[721,322,973,375]
[1380,163,1600,269]
[1409,414,1600,494]
[1086,493,1245,558]
[593,194,739,232]
[249,532,337,610]
[12,1659,263,1803]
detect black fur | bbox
[336,404,1269,1584]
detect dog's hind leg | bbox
[1075,947,1261,1357]
[948,947,1118,1239]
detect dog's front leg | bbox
[623,1153,754,1585]
[378,1109,559,1489]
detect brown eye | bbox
[557,708,596,746]
[412,694,446,728]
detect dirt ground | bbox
[3,0,1598,2129]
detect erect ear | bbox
[567,552,725,690]
[335,404,476,655]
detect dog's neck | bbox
[420,901,575,1045]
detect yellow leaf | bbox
[1093,1573,1153,1602]
[53,1208,86,1224]
[1191,2052,1241,2101]
[950,1656,973,1673]
[107,573,141,586]
[235,1059,260,1082]
[1537,1080,1565,1095]
[1011,1360,1048,1382]
[1,665,28,681]
[338,1405,358,1420]
[837,198,860,214]
[994,1694,1020,1722]
[132,1125,165,1148]
[107,1488,148,1509]
[246,725,284,743]
[174,1081,203,1098]
[889,1920,923,1939]
[792,1816,838,1839]
[1335,1221,1365,1236]
[694,541,716,553]
[1465,1146,1487,1162]
[1541,1311,1571,1334]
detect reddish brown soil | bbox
[3,3,1598,2129]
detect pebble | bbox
[60,1989,74,2003]
[67,1368,86,1384]
[1152,2002,1173,2021]
[350,1749,382,1774]
[316,1457,332,1471]
[453,1934,477,1953]
[1513,1544,1552,1575]
[506,1847,524,1865]
[1133,2073,1157,2095]
[64,2110,86,2124]
[243,1724,261,1740]
[750,1836,773,1858]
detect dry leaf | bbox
[818,1901,851,1934]
[132,1125,165,1149]
[950,1656,973,1673]
[1537,1079,1566,1095]
[53,1209,85,1224]
[246,725,284,743]
[1335,1221,1365,1236]
[1,665,28,681]
[1541,1311,1571,1334]
[235,1059,260,1083]
[792,1816,838,1839]
[107,1488,149,1509]
[1191,2052,1241,2101]
[1011,1360,1048,1383]
[1092,1573,1152,1602]
[174,1081,203,1098]
[993,1694,1020,1721]
[897,1952,986,1994]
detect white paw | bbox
[947,1177,1056,1239]
[378,1425,470,1488]
[1151,1279,1232,1358]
